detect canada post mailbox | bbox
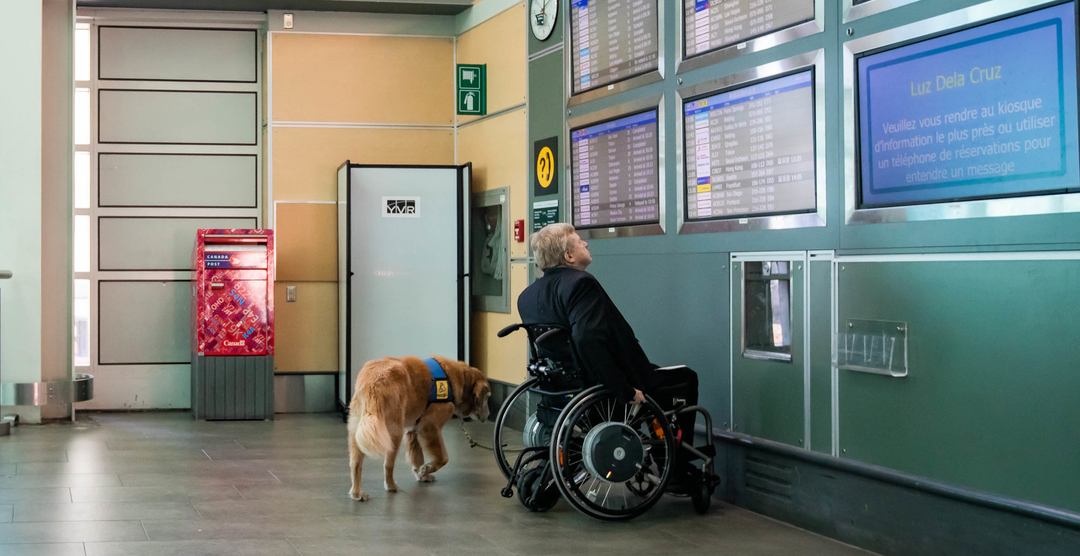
[191,229,275,420]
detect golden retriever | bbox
[347,355,491,501]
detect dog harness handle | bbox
[425,358,454,404]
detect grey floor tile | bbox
[0,521,146,543]
[14,501,200,522]
[142,517,341,541]
[21,458,268,476]
[0,488,72,505]
[0,464,15,476]
[0,449,69,464]
[0,543,87,556]
[117,470,280,487]
[84,539,300,556]
[232,483,350,500]
[0,505,11,523]
[233,438,342,450]
[285,537,430,556]
[71,485,244,503]
[202,447,346,460]
[0,474,122,489]
[191,498,381,521]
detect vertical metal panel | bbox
[216,357,226,419]
[99,154,258,208]
[226,357,236,420]
[347,167,461,389]
[808,257,833,454]
[99,90,257,145]
[837,259,1080,512]
[266,357,274,420]
[98,27,257,82]
[254,356,265,418]
[99,281,191,365]
[731,255,807,447]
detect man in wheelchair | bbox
[517,223,707,493]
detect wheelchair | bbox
[493,322,720,521]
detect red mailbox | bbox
[191,229,275,420]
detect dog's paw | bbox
[416,464,437,483]
[348,490,370,502]
[384,480,398,493]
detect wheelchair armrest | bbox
[655,365,688,372]
[535,328,568,345]
[497,323,522,338]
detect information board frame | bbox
[676,50,827,234]
[842,0,923,24]
[844,0,1080,225]
[565,0,666,107]
[564,95,666,239]
[679,0,824,75]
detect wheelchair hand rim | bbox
[492,377,541,480]
[548,386,676,521]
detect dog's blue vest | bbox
[425,358,454,404]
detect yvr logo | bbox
[382,197,420,217]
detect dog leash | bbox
[459,419,495,451]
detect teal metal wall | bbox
[527,0,1080,514]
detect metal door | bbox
[338,163,470,409]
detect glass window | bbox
[75,27,91,82]
[74,215,90,272]
[743,261,792,362]
[74,279,90,366]
[75,151,90,208]
[74,88,90,145]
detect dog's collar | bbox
[424,358,454,404]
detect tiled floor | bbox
[0,412,876,556]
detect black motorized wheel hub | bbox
[581,422,645,483]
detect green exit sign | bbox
[456,64,486,116]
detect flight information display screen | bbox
[857,2,1079,208]
[570,0,659,95]
[684,0,814,59]
[571,110,660,229]
[684,70,817,221]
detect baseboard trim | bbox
[705,427,1080,531]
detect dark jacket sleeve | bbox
[565,275,637,403]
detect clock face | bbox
[531,0,558,42]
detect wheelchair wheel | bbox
[691,480,711,514]
[549,386,676,521]
[493,377,540,480]
[517,465,560,512]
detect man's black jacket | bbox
[517,265,661,403]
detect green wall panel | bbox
[837,259,1080,512]
[731,260,805,446]
[808,257,833,454]
[587,253,731,427]
[528,49,565,227]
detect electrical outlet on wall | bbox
[284,13,294,29]
[286,285,297,302]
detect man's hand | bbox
[630,389,645,405]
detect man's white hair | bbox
[530,223,577,270]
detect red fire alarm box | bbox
[191,229,275,420]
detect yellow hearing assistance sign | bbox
[537,146,555,189]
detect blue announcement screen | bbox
[857,2,1079,208]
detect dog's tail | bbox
[351,387,396,458]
